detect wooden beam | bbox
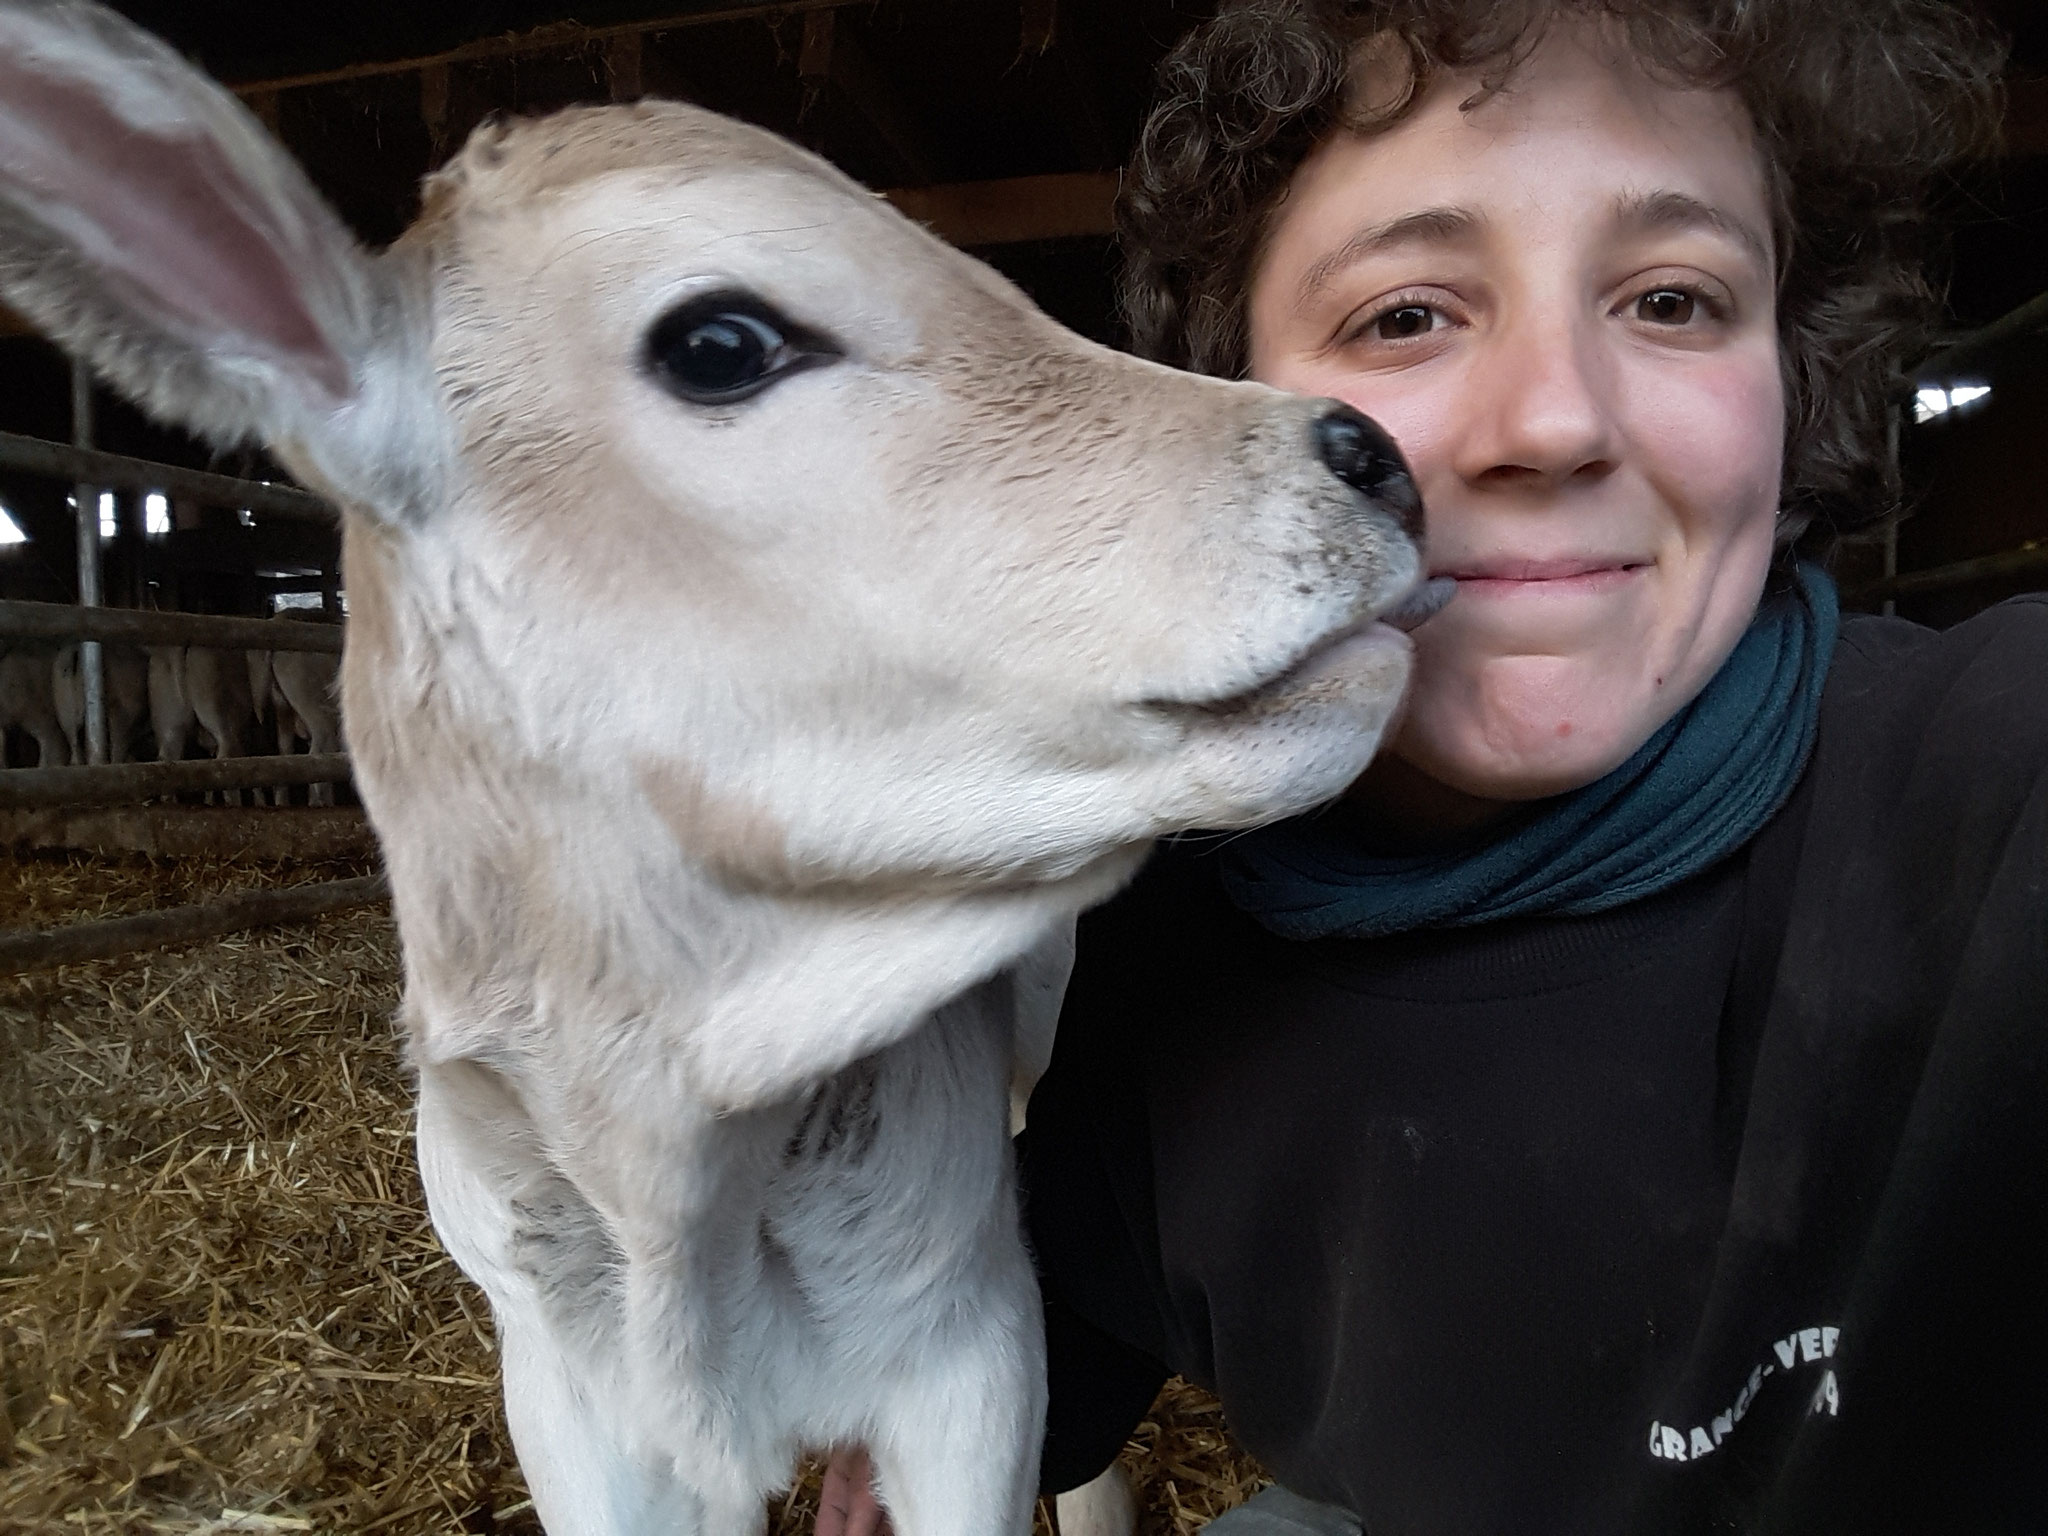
[0,805,376,860]
[226,1,865,98]
[0,754,352,811]
[0,432,332,522]
[883,171,1117,247]
[1915,287,2048,381]
[0,598,344,653]
[0,874,386,974]
[1849,540,2048,605]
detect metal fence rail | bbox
[0,598,344,652]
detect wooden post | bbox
[1882,406,1900,619]
[70,359,107,766]
[1020,0,1057,55]
[605,33,644,101]
[799,11,835,90]
[799,11,939,182]
[0,874,388,974]
[421,62,451,156]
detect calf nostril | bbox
[1313,404,1422,540]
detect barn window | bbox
[145,492,171,535]
[1913,382,1992,423]
[98,490,115,540]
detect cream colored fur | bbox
[0,6,1422,1532]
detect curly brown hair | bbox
[1117,0,2005,550]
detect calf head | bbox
[0,2,1424,1100]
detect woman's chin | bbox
[1394,708,1652,803]
[1392,644,1703,803]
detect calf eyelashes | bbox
[643,290,843,406]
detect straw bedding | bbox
[0,849,1268,1534]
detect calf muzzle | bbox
[1313,403,1422,540]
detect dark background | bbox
[2,0,2045,625]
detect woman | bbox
[829,1,2040,1531]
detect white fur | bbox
[0,7,1421,1531]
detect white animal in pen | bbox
[147,644,263,802]
[250,617,344,805]
[52,640,146,762]
[0,7,1432,1534]
[0,643,70,764]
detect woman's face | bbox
[1248,26,1784,807]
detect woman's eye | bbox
[1635,288,1698,326]
[644,295,838,404]
[1373,304,1440,341]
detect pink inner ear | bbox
[0,52,354,399]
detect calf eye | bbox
[644,294,838,404]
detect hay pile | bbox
[0,850,1266,1534]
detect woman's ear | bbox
[0,1,442,521]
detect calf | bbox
[0,7,1428,1532]
[147,644,263,803]
[53,640,146,763]
[0,643,68,764]
[253,616,344,805]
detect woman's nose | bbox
[1457,312,1618,489]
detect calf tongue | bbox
[1382,576,1457,632]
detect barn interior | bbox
[3,2,2046,1533]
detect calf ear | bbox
[0,1,438,518]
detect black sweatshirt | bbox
[1021,597,2048,1535]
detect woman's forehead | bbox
[1280,21,1772,274]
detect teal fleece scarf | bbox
[1219,563,1840,941]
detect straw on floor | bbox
[0,848,1266,1534]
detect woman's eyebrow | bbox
[1612,189,1773,270]
[1294,205,1481,310]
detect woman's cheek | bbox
[1626,342,1786,552]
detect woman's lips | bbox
[1438,558,1648,595]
